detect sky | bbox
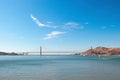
[0,0,120,53]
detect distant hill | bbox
[81,46,120,56]
[0,52,19,55]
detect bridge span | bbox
[17,51,81,55]
[15,47,81,55]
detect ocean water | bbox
[0,55,120,80]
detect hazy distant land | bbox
[0,52,19,55]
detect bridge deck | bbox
[17,51,80,53]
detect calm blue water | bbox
[0,55,120,80]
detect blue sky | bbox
[0,0,120,52]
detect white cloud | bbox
[30,14,85,30]
[30,14,46,27]
[30,14,58,28]
[30,14,85,40]
[44,31,66,40]
[63,22,84,29]
[64,22,79,28]
[46,21,53,24]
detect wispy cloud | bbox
[30,14,46,27]
[110,25,116,27]
[30,14,58,28]
[101,26,107,30]
[30,14,85,30]
[63,22,84,29]
[101,25,117,30]
[44,31,66,40]
[30,14,86,40]
[64,22,79,28]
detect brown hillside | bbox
[82,46,120,56]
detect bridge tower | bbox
[91,46,93,54]
[40,46,42,56]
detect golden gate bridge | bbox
[16,46,81,55]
